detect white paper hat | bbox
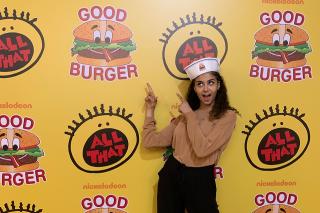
[184,57,220,80]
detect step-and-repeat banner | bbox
[0,0,318,212]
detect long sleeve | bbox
[184,110,237,158]
[142,117,177,148]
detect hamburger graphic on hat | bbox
[252,24,311,68]
[71,20,136,67]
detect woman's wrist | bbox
[145,108,155,118]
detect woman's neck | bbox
[198,103,213,112]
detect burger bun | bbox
[255,24,309,46]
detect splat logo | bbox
[250,10,312,82]
[0,7,45,78]
[253,192,300,213]
[0,115,46,186]
[242,105,310,171]
[159,13,228,80]
[82,194,128,212]
[0,201,43,213]
[70,5,137,81]
[65,105,139,173]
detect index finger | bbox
[176,93,184,101]
[146,83,155,96]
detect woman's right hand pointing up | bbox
[145,83,157,118]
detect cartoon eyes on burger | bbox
[93,30,113,43]
[0,137,20,150]
[272,34,280,46]
[105,30,113,43]
[272,33,291,46]
[283,34,291,46]
[94,30,101,43]
[1,138,9,151]
[12,138,20,150]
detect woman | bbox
[142,57,238,213]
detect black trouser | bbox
[157,156,219,213]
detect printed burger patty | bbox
[78,49,130,59]
[0,155,37,165]
[258,51,306,62]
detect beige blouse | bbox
[142,109,237,167]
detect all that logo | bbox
[242,105,310,171]
[0,7,45,78]
[253,192,300,213]
[65,105,139,173]
[250,10,312,82]
[0,201,43,213]
[0,115,46,186]
[159,13,228,80]
[81,194,128,213]
[70,5,138,81]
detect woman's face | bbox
[193,72,220,107]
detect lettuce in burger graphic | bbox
[0,128,44,172]
[71,20,136,67]
[252,24,311,68]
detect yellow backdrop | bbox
[0,0,318,212]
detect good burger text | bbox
[70,62,138,81]
[71,5,138,81]
[82,194,128,210]
[255,191,297,206]
[250,10,312,82]
[78,5,127,22]
[0,115,46,187]
[260,10,304,25]
[250,65,311,82]
[0,169,46,186]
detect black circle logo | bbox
[242,105,310,171]
[0,7,45,78]
[65,105,139,173]
[160,13,228,80]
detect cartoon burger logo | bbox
[252,23,312,68]
[0,128,44,172]
[199,63,206,71]
[71,20,136,67]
